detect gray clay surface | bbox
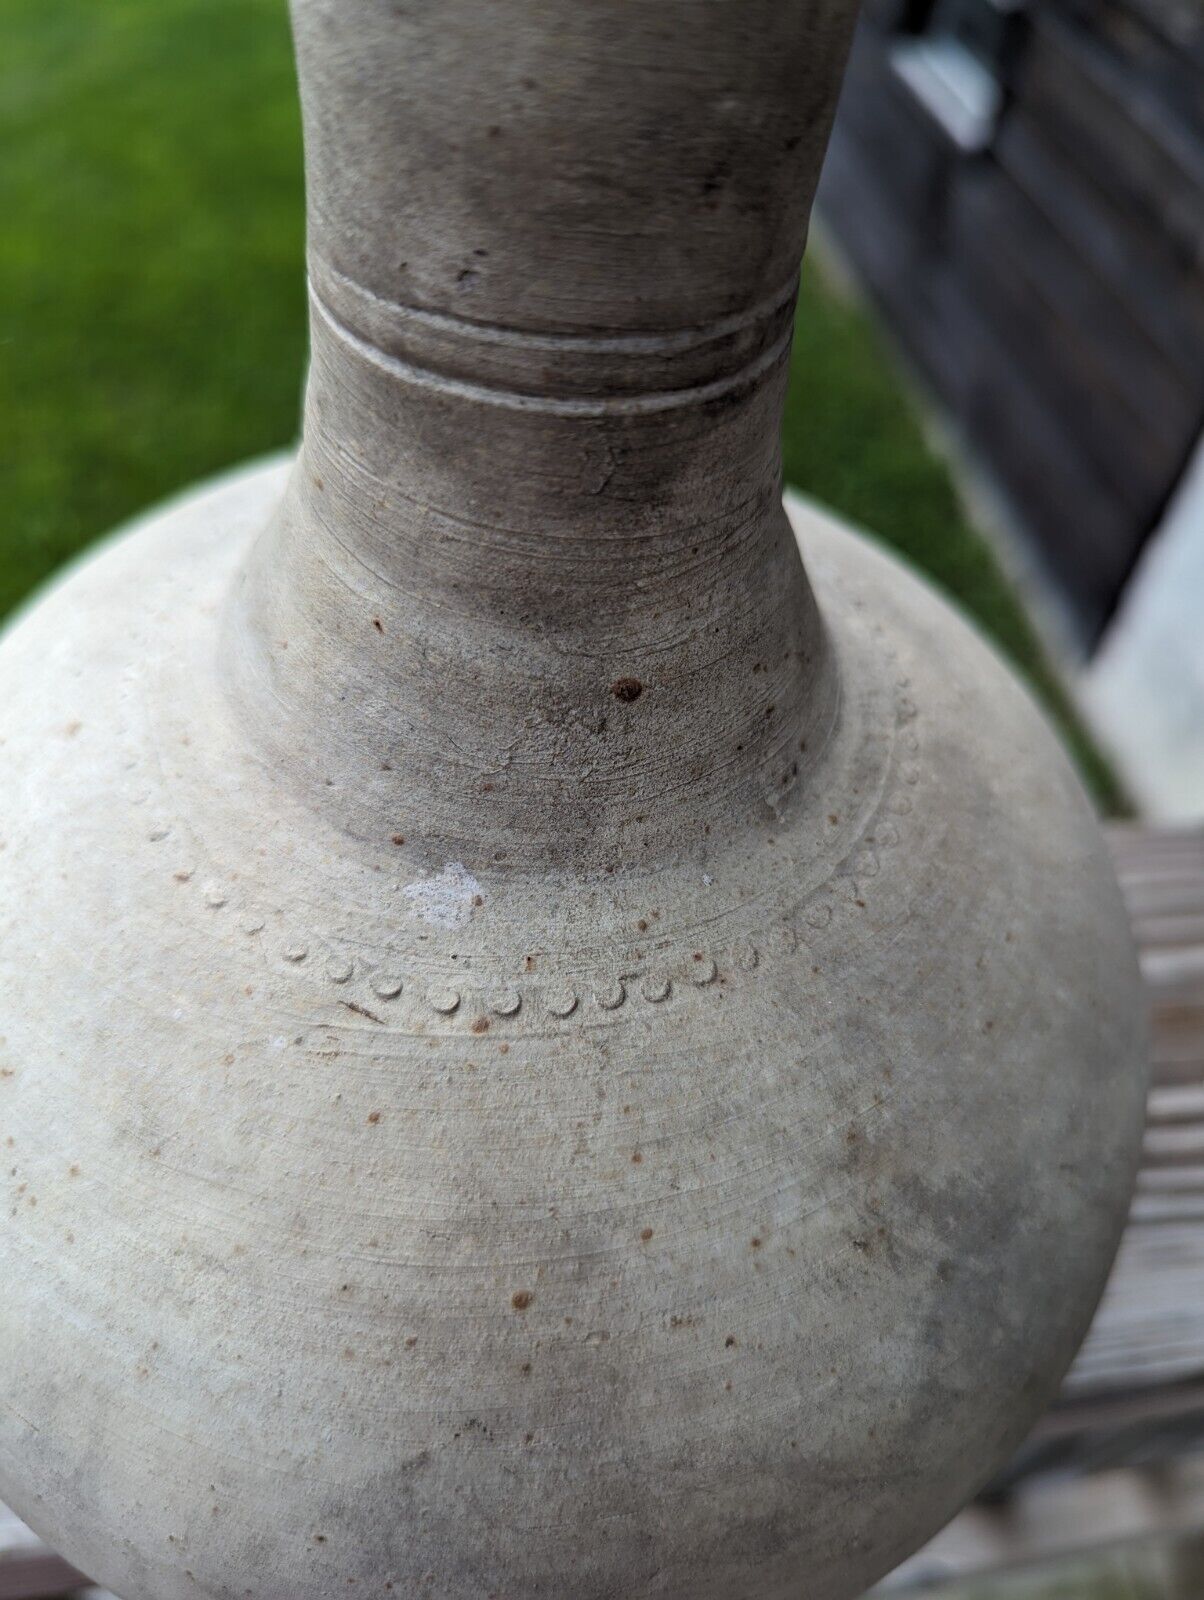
[0,3,1146,1596]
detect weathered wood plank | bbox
[1022,11,1204,263]
[993,109,1204,376]
[820,91,1161,632]
[819,1,1204,642]
[942,171,1191,522]
[1054,826,1204,1406]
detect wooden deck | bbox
[1060,827,1204,1405]
[817,0,1204,644]
[3,825,1203,1597]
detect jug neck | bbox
[225,0,859,870]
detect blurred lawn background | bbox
[0,0,1123,810]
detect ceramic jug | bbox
[0,2,1146,1597]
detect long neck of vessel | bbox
[226,0,858,870]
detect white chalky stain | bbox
[403,861,483,928]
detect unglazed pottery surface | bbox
[0,2,1146,1597]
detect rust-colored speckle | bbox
[473,894,485,907]
[640,1227,654,1242]
[405,1336,418,1349]
[367,1111,382,1125]
[372,618,384,633]
[391,833,406,846]
[482,781,494,793]
[631,1151,643,1165]
[471,1016,490,1034]
[524,954,536,971]
[520,1361,532,1375]
[611,677,643,703]
[750,1237,762,1250]
[828,813,839,825]
[511,1290,533,1311]
[498,1041,509,1055]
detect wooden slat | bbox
[942,168,1192,523]
[819,2,1204,643]
[1022,11,1204,264]
[993,109,1204,377]
[819,70,1155,634]
[1055,826,1204,1405]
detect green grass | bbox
[0,0,1123,811]
[0,0,307,617]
